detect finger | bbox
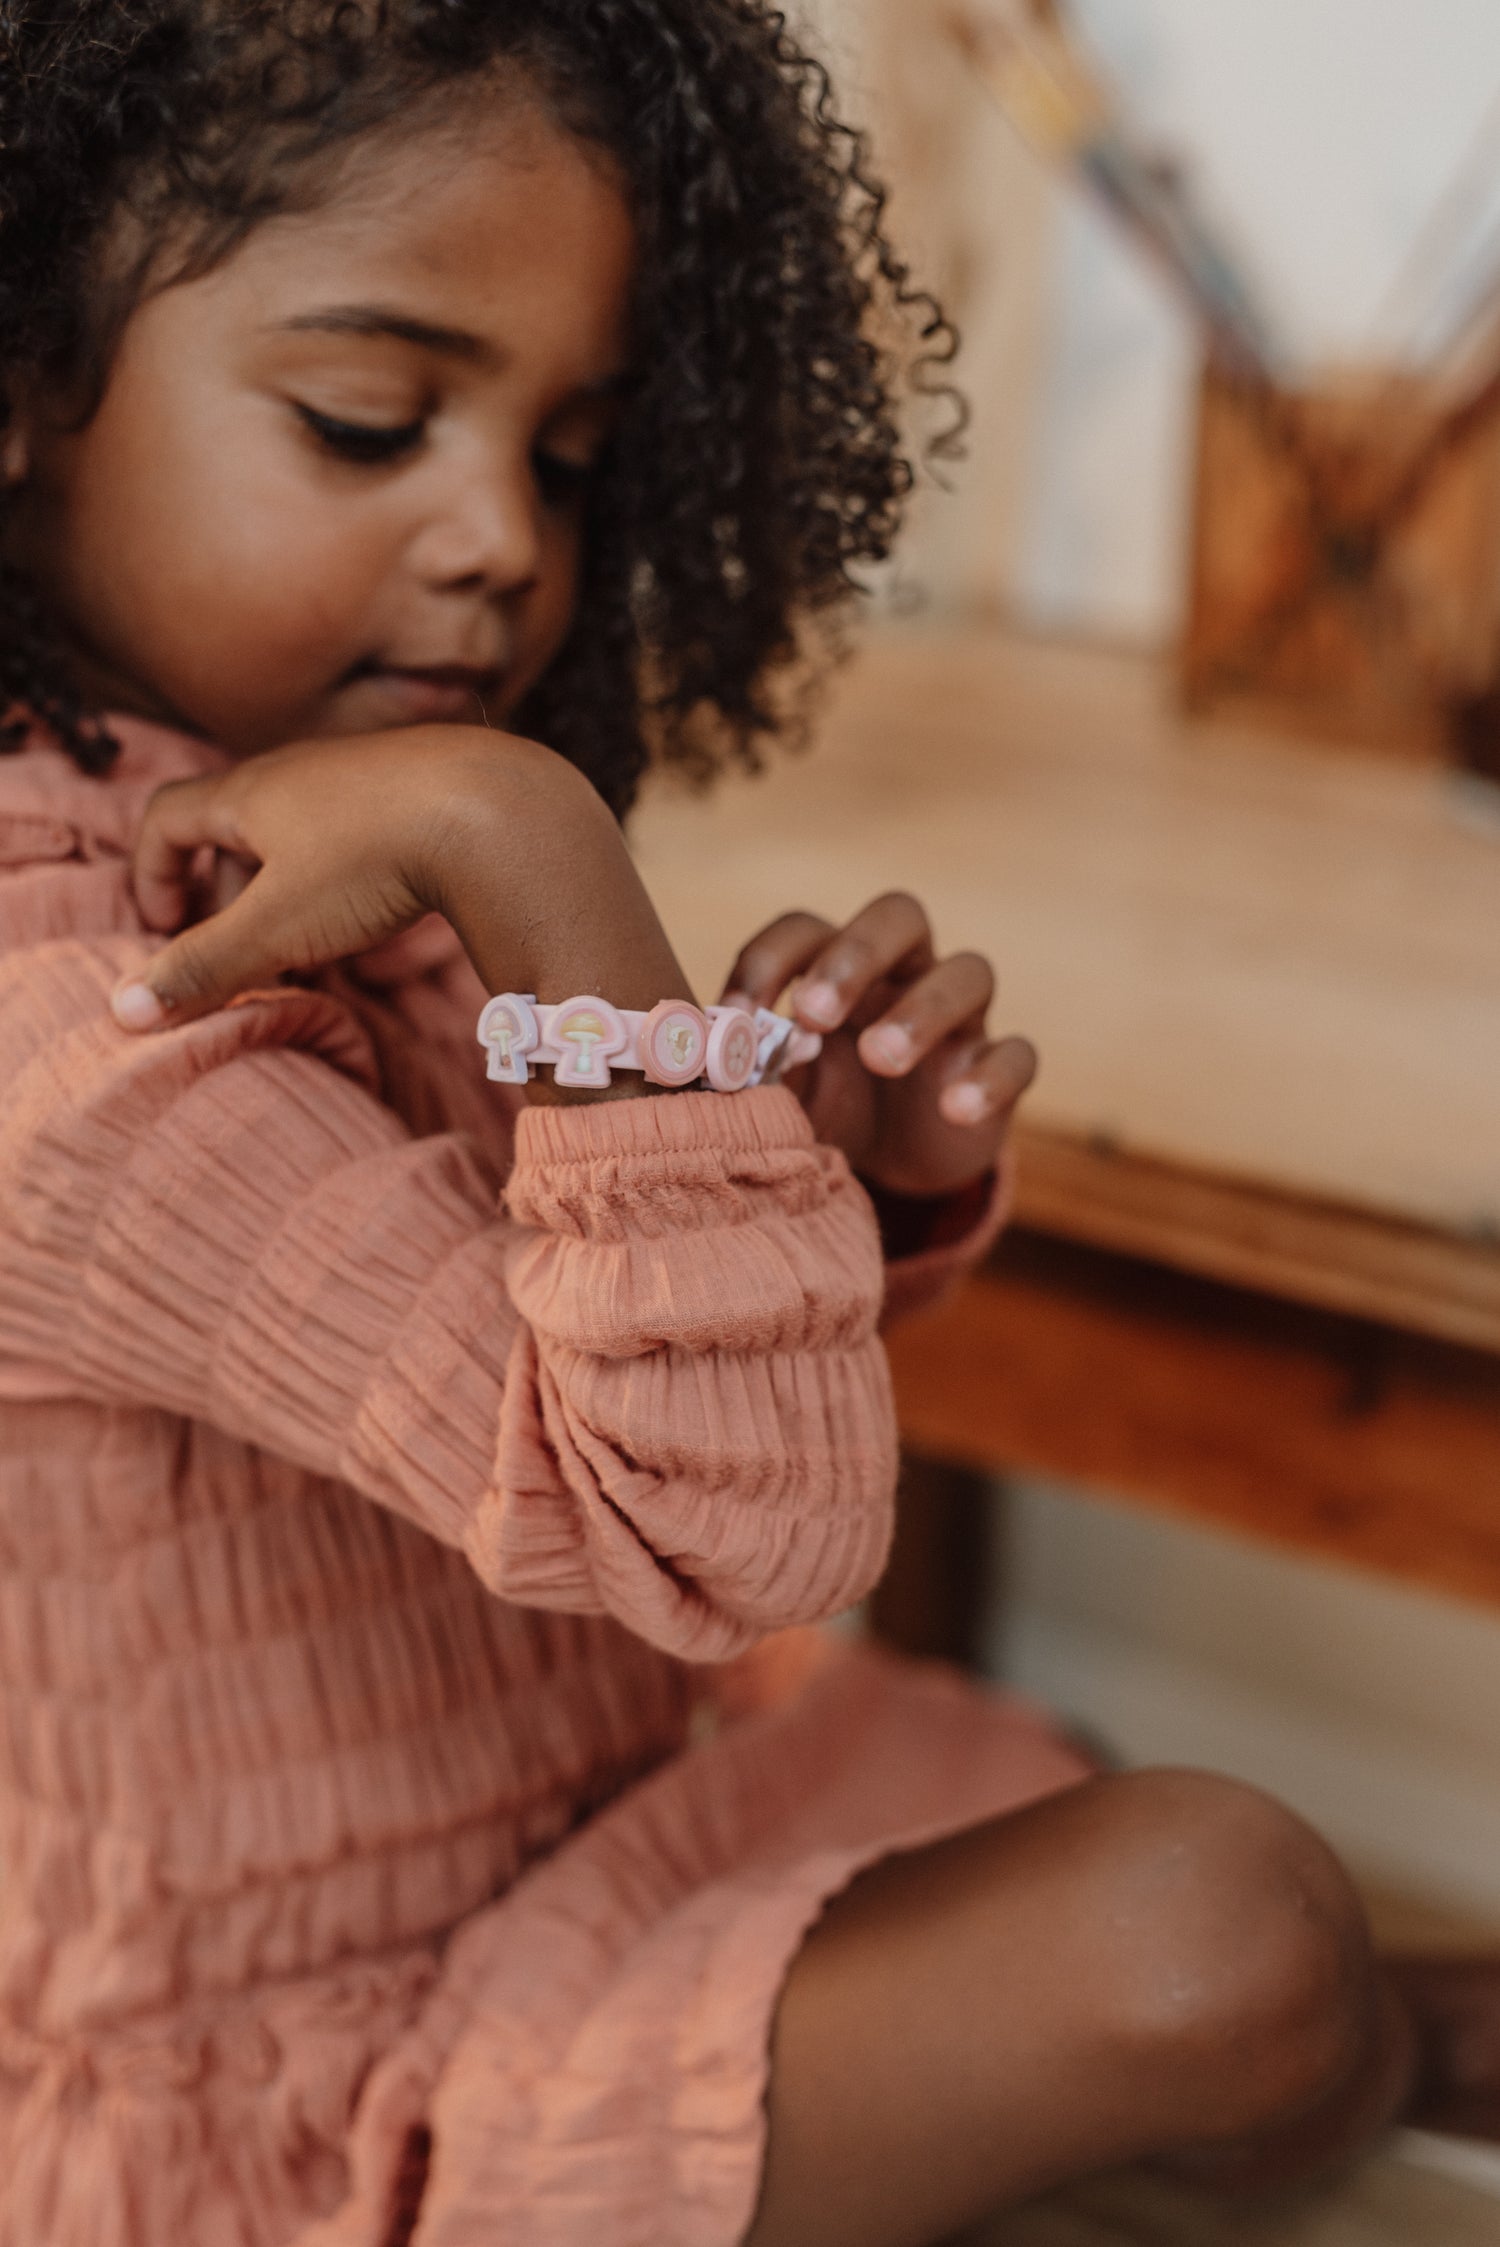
[787,892,935,1031]
[110,871,299,1031]
[132,775,250,933]
[937,1035,1038,1127]
[207,851,257,918]
[855,952,995,1076]
[182,846,255,928]
[722,911,836,1011]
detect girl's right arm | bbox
[108,725,692,1035]
[0,732,896,1663]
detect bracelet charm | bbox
[642,1000,711,1086]
[477,993,540,1085]
[551,997,628,1089]
[705,1008,760,1092]
[476,993,821,1092]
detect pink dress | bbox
[0,716,1091,2247]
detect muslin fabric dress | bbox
[0,714,1091,2247]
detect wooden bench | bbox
[633,627,1500,1655]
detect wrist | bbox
[523,1074,679,1107]
[428,751,691,1012]
[859,1170,998,1260]
[454,896,692,1021]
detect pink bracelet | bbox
[476,993,822,1092]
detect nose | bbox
[409,448,543,599]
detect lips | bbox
[400,663,500,686]
[343,658,506,725]
[356,659,504,694]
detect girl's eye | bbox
[296,405,425,465]
[533,450,596,508]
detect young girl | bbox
[0,5,1494,2244]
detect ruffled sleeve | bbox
[0,934,895,1662]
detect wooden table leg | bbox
[869,1451,998,1668]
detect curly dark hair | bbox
[0,0,959,816]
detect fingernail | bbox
[942,1082,989,1125]
[111,980,165,1031]
[797,980,843,1028]
[720,989,755,1015]
[863,1024,912,1070]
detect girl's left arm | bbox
[0,938,893,1665]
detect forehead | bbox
[172,95,637,376]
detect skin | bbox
[746,1774,1423,2247]
[3,78,1495,2246]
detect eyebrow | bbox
[277,305,494,363]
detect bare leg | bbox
[746,1769,1416,2247]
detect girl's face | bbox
[2,96,636,757]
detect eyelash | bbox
[532,452,595,507]
[297,406,425,464]
[295,404,600,500]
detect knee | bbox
[1084,1769,1374,2137]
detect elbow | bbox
[494,1326,901,1658]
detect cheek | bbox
[91,447,375,669]
[51,394,387,729]
[159,487,373,687]
[505,517,587,714]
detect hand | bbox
[110,729,691,1091]
[722,892,1035,1199]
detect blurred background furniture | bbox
[635,627,1500,1657]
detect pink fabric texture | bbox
[0,717,1089,2246]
